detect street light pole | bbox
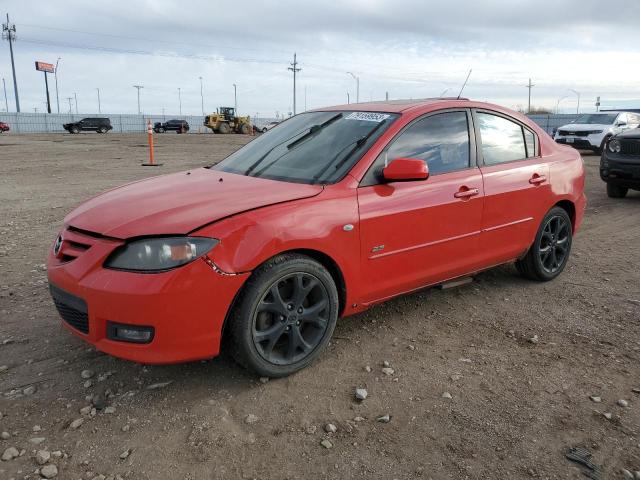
[199,76,204,116]
[96,88,101,114]
[74,92,78,114]
[133,85,143,114]
[233,83,237,113]
[556,95,568,114]
[66,96,73,114]
[2,78,8,112]
[347,71,359,103]
[178,87,182,115]
[2,14,20,112]
[568,89,580,114]
[54,57,61,113]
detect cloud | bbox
[2,0,639,115]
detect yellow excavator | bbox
[203,107,252,134]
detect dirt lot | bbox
[0,133,639,480]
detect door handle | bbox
[454,187,480,199]
[529,174,547,185]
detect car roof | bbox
[313,97,470,114]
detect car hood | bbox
[616,128,640,140]
[64,168,323,238]
[559,123,611,131]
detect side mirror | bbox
[382,158,429,182]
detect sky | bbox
[1,0,639,117]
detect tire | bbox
[516,206,573,282]
[227,253,339,377]
[217,122,230,134]
[98,127,107,134]
[70,126,80,134]
[607,183,628,198]
[262,127,267,133]
[158,127,165,133]
[239,123,250,135]
[595,135,611,155]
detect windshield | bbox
[213,111,398,184]
[572,114,617,125]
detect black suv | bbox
[153,119,189,133]
[63,117,113,134]
[600,129,640,198]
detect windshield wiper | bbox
[312,120,388,184]
[242,113,343,177]
[286,113,342,150]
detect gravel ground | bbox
[1,133,639,480]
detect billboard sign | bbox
[35,61,55,73]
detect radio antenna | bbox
[457,69,472,99]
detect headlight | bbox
[105,237,219,272]
[588,130,603,135]
[608,139,621,153]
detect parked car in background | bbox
[554,112,640,154]
[600,128,640,198]
[47,99,585,377]
[154,119,189,133]
[261,121,279,133]
[63,117,113,134]
[0,121,9,133]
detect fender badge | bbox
[371,245,385,253]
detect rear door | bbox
[474,110,552,265]
[357,109,485,303]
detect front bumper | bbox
[600,153,640,188]
[47,228,249,364]
[555,136,600,150]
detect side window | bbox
[617,113,628,125]
[524,129,537,157]
[386,111,470,175]
[477,112,527,165]
[628,113,640,125]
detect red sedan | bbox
[0,121,9,133]
[47,99,586,376]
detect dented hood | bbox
[65,168,323,238]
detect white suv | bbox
[554,112,640,154]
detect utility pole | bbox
[96,88,101,114]
[54,57,61,113]
[347,92,350,104]
[525,78,535,113]
[66,96,73,114]
[177,87,182,115]
[74,92,78,114]
[2,14,19,112]
[288,53,301,115]
[2,77,8,112]
[199,76,204,115]
[133,85,143,114]
[347,71,359,103]
[233,83,237,113]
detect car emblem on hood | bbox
[53,235,63,257]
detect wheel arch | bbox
[553,199,576,232]
[219,248,348,344]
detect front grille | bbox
[49,284,89,334]
[620,140,640,156]
[54,227,97,264]
[558,130,590,137]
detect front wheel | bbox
[227,254,339,377]
[516,207,573,281]
[70,126,80,134]
[607,183,628,198]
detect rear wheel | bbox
[98,126,107,134]
[516,207,572,281]
[227,253,339,377]
[217,122,231,134]
[607,183,628,198]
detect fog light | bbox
[107,322,154,344]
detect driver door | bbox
[357,110,485,304]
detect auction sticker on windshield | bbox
[345,112,391,122]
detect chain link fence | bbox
[0,112,277,134]
[0,111,575,136]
